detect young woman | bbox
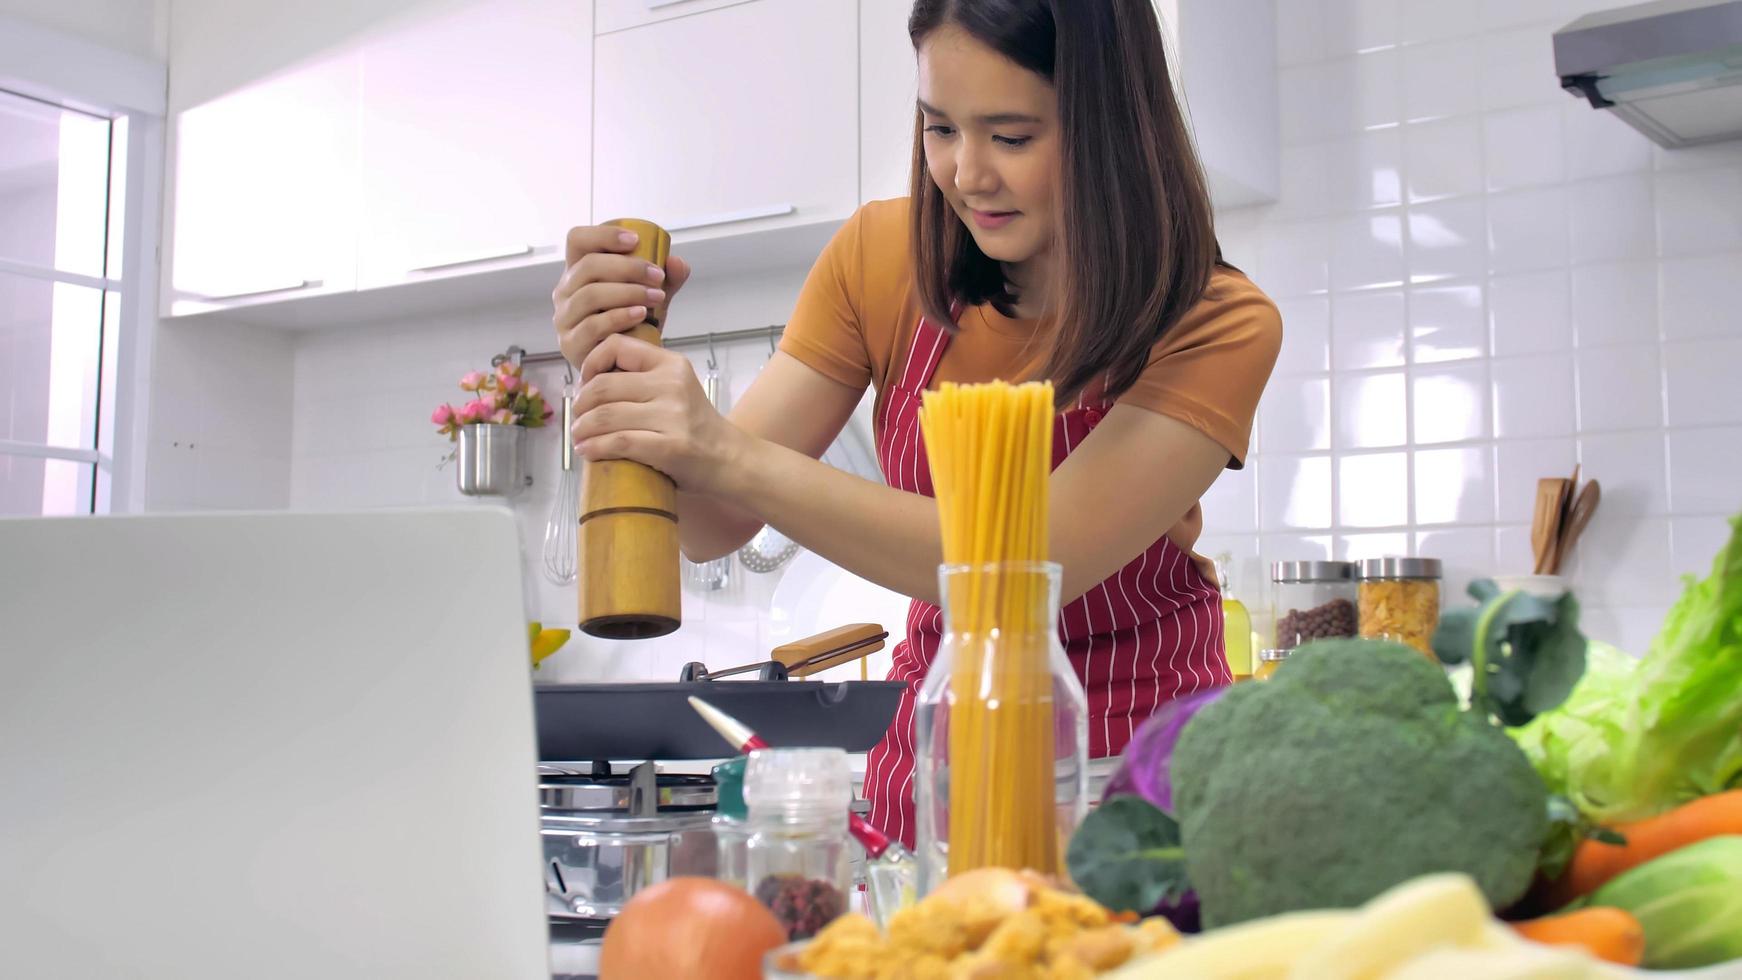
[552,0,1281,846]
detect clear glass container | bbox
[1271,560,1358,650]
[1355,557,1444,659]
[1253,647,1290,680]
[914,561,1089,896]
[711,756,750,890]
[745,748,853,941]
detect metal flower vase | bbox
[456,423,526,496]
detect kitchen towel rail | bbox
[493,324,785,369]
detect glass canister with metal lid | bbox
[1355,557,1444,659]
[1270,560,1357,650]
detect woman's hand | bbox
[570,335,746,497]
[551,224,693,369]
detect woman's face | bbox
[916,25,1060,272]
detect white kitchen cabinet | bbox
[356,0,592,289]
[592,0,859,243]
[164,51,362,315]
[860,0,917,204]
[1158,0,1280,209]
[595,0,756,35]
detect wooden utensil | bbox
[1533,478,1570,574]
[772,623,888,677]
[577,218,681,639]
[1551,479,1600,575]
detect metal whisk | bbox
[541,372,579,586]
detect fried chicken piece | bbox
[1132,917,1181,955]
[888,904,974,960]
[799,914,889,979]
[1044,925,1133,972]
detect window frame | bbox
[0,15,167,515]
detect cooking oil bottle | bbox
[1215,553,1253,682]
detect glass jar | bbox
[1355,557,1444,658]
[914,562,1090,896]
[745,748,853,941]
[1253,647,1290,680]
[1270,560,1358,650]
[710,756,750,890]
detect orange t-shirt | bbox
[779,197,1281,547]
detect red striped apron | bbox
[862,312,1230,848]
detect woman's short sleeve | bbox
[1117,271,1283,469]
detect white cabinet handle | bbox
[194,279,323,301]
[407,245,540,274]
[664,203,797,233]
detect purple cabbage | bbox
[1097,686,1226,933]
[1102,686,1228,813]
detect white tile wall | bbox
[1208,0,1742,656]
[155,1,1742,670]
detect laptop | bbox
[0,508,550,979]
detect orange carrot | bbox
[1544,790,1742,906]
[1511,908,1646,967]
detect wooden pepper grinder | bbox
[577,218,680,639]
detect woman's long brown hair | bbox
[908,0,1221,407]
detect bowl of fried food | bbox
[765,868,1179,979]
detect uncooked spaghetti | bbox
[918,380,1058,876]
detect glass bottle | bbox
[710,755,750,890]
[1215,553,1253,681]
[745,748,853,941]
[914,561,1089,896]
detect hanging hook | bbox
[706,332,718,371]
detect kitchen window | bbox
[0,87,129,515]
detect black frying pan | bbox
[533,680,906,761]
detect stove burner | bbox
[538,760,717,815]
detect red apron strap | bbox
[894,301,961,395]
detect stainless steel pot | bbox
[539,764,719,920]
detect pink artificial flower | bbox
[459,371,487,392]
[498,360,522,379]
[523,383,541,401]
[541,404,555,422]
[500,374,522,394]
[458,399,492,424]
[430,404,456,426]
[492,409,516,425]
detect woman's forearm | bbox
[718,435,947,604]
[674,491,763,562]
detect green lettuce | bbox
[1513,515,1742,824]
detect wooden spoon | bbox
[1533,478,1569,574]
[1551,479,1600,575]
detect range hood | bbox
[1554,0,1742,148]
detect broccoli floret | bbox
[1171,640,1548,927]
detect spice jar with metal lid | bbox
[1355,557,1443,658]
[1253,647,1291,680]
[746,747,853,941]
[1270,560,1358,650]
